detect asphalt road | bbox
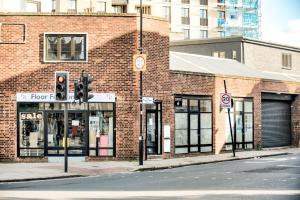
[1,152,300,200]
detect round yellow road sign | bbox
[133,54,147,72]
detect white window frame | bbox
[43,32,88,63]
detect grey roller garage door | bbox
[262,100,291,148]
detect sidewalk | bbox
[1,148,299,182]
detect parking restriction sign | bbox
[220,93,232,108]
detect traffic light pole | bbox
[138,0,144,166]
[64,102,68,172]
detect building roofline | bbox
[0,12,168,22]
[170,36,300,52]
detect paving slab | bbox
[0,148,299,182]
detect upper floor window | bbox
[51,0,56,12]
[183,29,190,39]
[200,0,208,5]
[24,0,41,12]
[182,0,190,4]
[212,51,225,58]
[218,11,225,19]
[232,50,237,60]
[95,1,106,12]
[68,0,77,12]
[200,9,207,18]
[200,9,208,26]
[44,33,87,62]
[162,6,171,22]
[282,53,292,69]
[113,5,127,13]
[200,30,208,38]
[181,8,190,25]
[136,6,151,15]
[219,31,225,37]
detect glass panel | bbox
[147,113,156,154]
[175,99,188,112]
[20,149,43,156]
[74,36,85,60]
[200,113,212,128]
[244,113,253,142]
[68,103,87,110]
[200,100,211,112]
[225,112,234,143]
[19,103,39,112]
[201,129,212,144]
[158,111,161,154]
[89,103,113,111]
[19,112,44,151]
[89,111,114,156]
[190,114,198,129]
[201,146,212,152]
[190,147,198,152]
[235,101,243,112]
[175,113,188,129]
[190,130,198,145]
[245,143,253,149]
[235,114,243,142]
[68,113,86,148]
[61,36,72,59]
[45,103,65,110]
[99,149,113,156]
[244,101,253,112]
[47,113,64,147]
[47,36,58,60]
[175,130,188,145]
[175,147,188,154]
[189,100,198,111]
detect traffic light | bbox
[55,72,68,101]
[83,73,94,102]
[74,80,84,102]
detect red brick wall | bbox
[0,14,169,160]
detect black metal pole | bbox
[224,80,235,157]
[64,102,68,172]
[138,0,144,165]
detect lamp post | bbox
[138,0,143,166]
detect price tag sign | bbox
[220,93,232,108]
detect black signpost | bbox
[223,80,235,157]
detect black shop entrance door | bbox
[45,111,87,156]
[146,102,162,156]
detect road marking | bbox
[1,190,300,199]
[277,165,300,168]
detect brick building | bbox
[0,13,299,162]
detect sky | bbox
[261,0,300,47]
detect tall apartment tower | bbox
[0,0,261,40]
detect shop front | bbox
[17,93,115,158]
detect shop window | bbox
[225,98,254,150]
[19,112,44,156]
[18,102,115,157]
[44,33,87,62]
[175,97,212,154]
[89,111,114,156]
